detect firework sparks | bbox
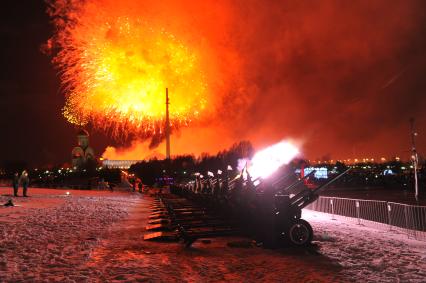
[46,1,222,138]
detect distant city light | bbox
[303,167,328,179]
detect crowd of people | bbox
[11,170,30,197]
[130,177,144,193]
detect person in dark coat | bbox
[12,172,19,197]
[20,170,29,197]
[108,182,114,192]
[132,179,136,192]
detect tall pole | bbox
[410,118,419,202]
[165,88,171,159]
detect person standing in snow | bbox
[12,172,19,197]
[138,181,143,193]
[132,179,136,192]
[20,170,30,197]
[108,182,114,192]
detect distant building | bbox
[71,129,95,168]
[101,159,142,169]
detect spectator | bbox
[20,170,30,197]
[12,172,19,197]
[138,181,143,193]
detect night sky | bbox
[0,0,113,167]
[1,0,426,167]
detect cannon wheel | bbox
[287,219,313,246]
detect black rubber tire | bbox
[287,219,313,246]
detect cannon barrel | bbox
[271,170,316,195]
[290,168,351,210]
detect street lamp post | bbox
[410,118,419,202]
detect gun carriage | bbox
[146,165,349,248]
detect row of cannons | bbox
[145,166,349,248]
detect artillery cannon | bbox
[247,168,350,247]
[165,165,349,247]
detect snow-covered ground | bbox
[0,189,140,282]
[0,188,425,282]
[303,210,426,282]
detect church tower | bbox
[71,129,95,168]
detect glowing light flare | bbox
[248,141,299,179]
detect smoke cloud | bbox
[47,0,426,160]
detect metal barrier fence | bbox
[306,196,426,242]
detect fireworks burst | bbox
[46,1,218,138]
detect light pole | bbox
[165,88,171,160]
[409,118,419,202]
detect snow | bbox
[0,188,138,282]
[303,209,426,282]
[0,187,425,282]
